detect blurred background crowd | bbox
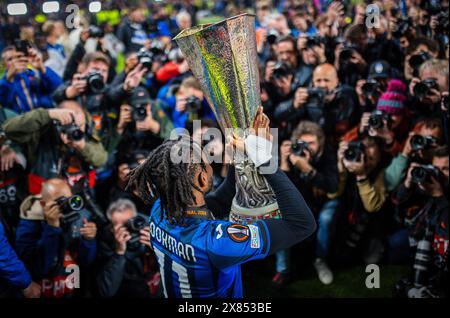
[0,0,448,298]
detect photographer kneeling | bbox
[275,121,338,288]
[15,178,97,298]
[96,199,158,298]
[392,146,448,298]
[274,63,359,145]
[2,101,107,194]
[330,135,389,264]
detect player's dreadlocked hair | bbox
[127,136,206,225]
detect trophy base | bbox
[229,198,281,224]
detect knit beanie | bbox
[376,79,407,115]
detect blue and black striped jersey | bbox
[149,199,270,298]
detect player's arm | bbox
[261,166,316,255]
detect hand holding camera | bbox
[79,218,97,240]
[114,223,131,255]
[293,88,309,109]
[44,202,63,228]
[342,141,367,178]
[135,104,160,133]
[6,51,28,82]
[117,104,133,134]
[405,162,444,197]
[367,110,394,144]
[66,73,88,98]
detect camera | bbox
[136,47,153,71]
[393,16,412,38]
[291,140,310,157]
[88,25,104,38]
[267,29,279,45]
[60,121,84,142]
[410,134,438,151]
[126,215,147,245]
[132,103,148,122]
[56,195,84,224]
[409,51,430,77]
[14,39,32,56]
[339,44,358,64]
[271,62,291,80]
[344,140,365,162]
[305,87,327,109]
[185,96,202,113]
[413,78,438,101]
[82,71,105,94]
[368,110,391,129]
[305,36,322,48]
[411,164,440,184]
[361,79,381,97]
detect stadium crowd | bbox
[0,0,448,298]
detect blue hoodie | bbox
[0,222,32,291]
[0,66,62,114]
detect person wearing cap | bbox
[356,60,393,109]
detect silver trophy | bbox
[174,13,280,223]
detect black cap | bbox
[129,87,151,105]
[369,60,391,79]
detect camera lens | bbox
[133,104,147,121]
[411,166,427,184]
[68,195,84,211]
[410,135,426,151]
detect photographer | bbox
[0,45,62,114]
[53,52,146,148]
[409,59,448,120]
[392,146,448,297]
[2,101,107,194]
[274,63,359,144]
[15,178,97,298]
[330,135,389,264]
[355,60,394,110]
[171,76,214,129]
[115,87,173,161]
[62,24,114,82]
[275,121,338,287]
[349,79,409,158]
[96,199,158,298]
